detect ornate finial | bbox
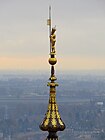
[39,6,65,140]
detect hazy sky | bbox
[0,0,105,70]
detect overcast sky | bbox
[0,0,105,70]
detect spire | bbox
[39,6,66,140]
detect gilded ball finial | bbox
[48,57,57,65]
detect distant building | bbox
[96,102,104,106]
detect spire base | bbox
[39,91,65,132]
[46,132,58,140]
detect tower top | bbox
[39,7,65,140]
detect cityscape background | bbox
[0,0,105,140]
[0,71,105,140]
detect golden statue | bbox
[50,27,56,53]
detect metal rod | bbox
[49,6,51,53]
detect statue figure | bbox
[50,27,56,53]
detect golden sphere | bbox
[48,57,57,65]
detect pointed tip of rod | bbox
[49,5,51,9]
[48,5,51,20]
[49,5,51,13]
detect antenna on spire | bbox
[47,6,52,53]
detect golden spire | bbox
[39,6,65,140]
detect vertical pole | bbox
[49,6,51,53]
